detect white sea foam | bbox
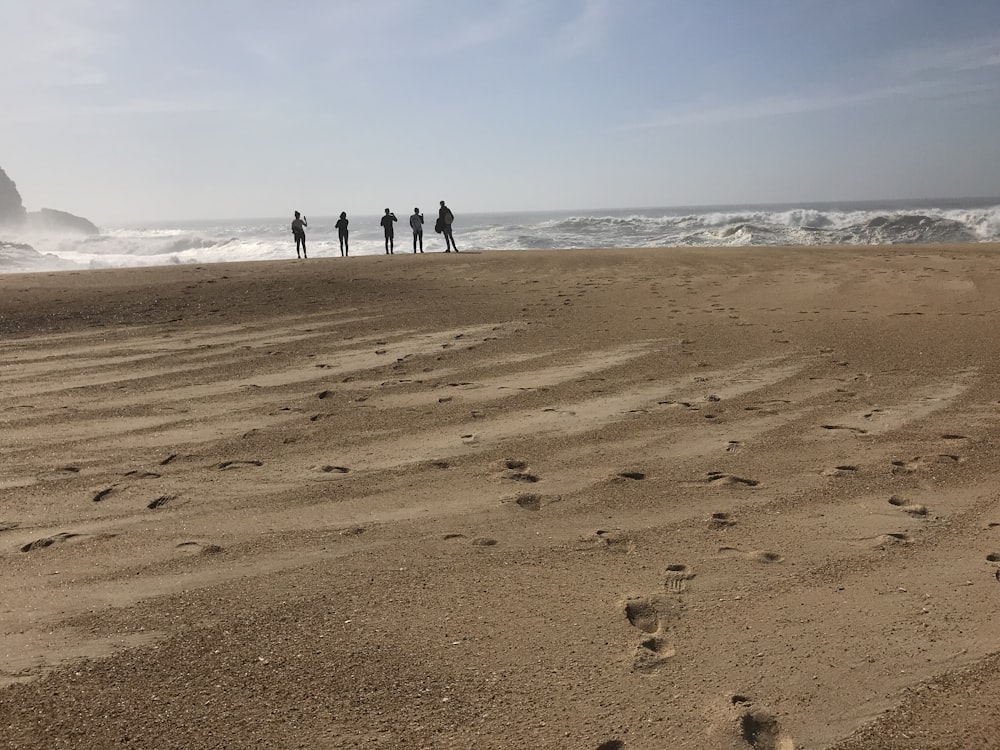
[2,200,999,274]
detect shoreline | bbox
[3,243,1000,748]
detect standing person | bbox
[335,212,349,257]
[409,207,424,253]
[291,210,308,259]
[380,208,397,254]
[438,200,457,252]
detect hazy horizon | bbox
[2,1,1000,224]
[107,195,1000,230]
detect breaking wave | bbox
[2,199,999,273]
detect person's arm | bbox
[303,216,308,227]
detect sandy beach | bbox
[4,244,1000,749]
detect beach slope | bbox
[3,246,1000,748]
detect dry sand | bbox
[3,245,1000,749]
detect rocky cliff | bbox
[0,165,98,235]
[0,166,27,225]
[27,208,99,235]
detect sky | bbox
[2,0,1000,223]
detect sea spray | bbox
[3,198,999,273]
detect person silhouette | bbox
[380,208,398,254]
[291,210,308,259]
[438,201,456,252]
[335,212,349,257]
[410,207,424,253]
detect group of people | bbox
[290,201,457,259]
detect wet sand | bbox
[3,245,1000,749]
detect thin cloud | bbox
[627,32,1000,131]
[443,0,536,52]
[0,1,124,89]
[885,35,1000,77]
[622,81,953,130]
[0,95,231,125]
[551,0,613,58]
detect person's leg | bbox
[413,232,418,253]
[419,232,423,252]
[295,235,302,258]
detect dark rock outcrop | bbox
[0,166,27,225]
[0,165,98,235]
[26,208,99,235]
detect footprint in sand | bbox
[506,493,542,511]
[739,708,796,750]
[506,471,540,483]
[702,472,759,487]
[91,486,116,503]
[37,466,81,481]
[892,455,962,474]
[888,496,928,517]
[124,470,161,480]
[20,532,89,553]
[708,696,796,750]
[719,546,783,563]
[216,460,263,470]
[147,495,176,510]
[820,424,869,436]
[623,596,677,672]
[0,521,20,532]
[709,512,737,529]
[595,741,624,750]
[315,465,350,474]
[578,529,636,554]
[623,597,660,633]
[664,564,695,593]
[615,471,646,481]
[633,635,676,672]
[821,465,858,477]
[658,399,700,411]
[873,532,913,546]
[175,541,224,555]
[471,537,498,547]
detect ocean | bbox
[3,198,1000,274]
